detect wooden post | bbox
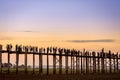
[8,50,10,74]
[71,51,73,74]
[53,48,57,74]
[88,52,90,74]
[92,52,96,73]
[105,53,107,73]
[33,47,38,74]
[76,51,78,74]
[0,45,2,74]
[59,48,62,74]
[65,49,68,74]
[92,52,94,73]
[118,54,120,73]
[73,51,75,74]
[47,47,49,75]
[39,48,43,75]
[25,47,28,74]
[78,51,80,74]
[66,51,68,74]
[109,50,112,73]
[7,45,10,74]
[86,51,88,74]
[39,49,41,74]
[16,45,19,74]
[101,49,105,73]
[33,49,35,74]
[116,53,118,73]
[95,52,96,73]
[81,52,83,74]
[97,52,100,73]
[85,51,87,74]
[89,53,92,73]
[83,49,85,73]
[76,51,80,74]
[113,54,116,73]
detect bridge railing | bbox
[0,44,120,75]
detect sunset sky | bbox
[0,0,120,65]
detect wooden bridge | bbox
[0,44,120,75]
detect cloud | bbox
[15,30,39,33]
[22,31,34,32]
[67,39,115,43]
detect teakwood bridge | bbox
[0,44,120,75]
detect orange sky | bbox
[0,0,120,66]
[0,31,120,66]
